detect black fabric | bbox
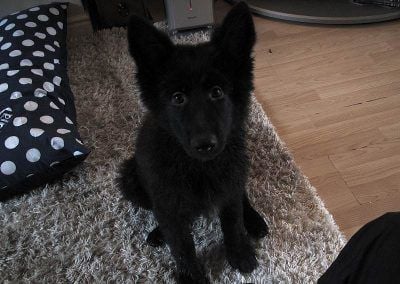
[319,212,400,284]
[0,3,90,201]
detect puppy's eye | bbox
[171,92,186,105]
[210,86,224,100]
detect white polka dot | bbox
[34,88,46,97]
[61,4,67,9]
[0,63,9,70]
[30,128,44,137]
[24,101,38,111]
[57,128,70,134]
[9,50,21,57]
[76,138,83,144]
[12,30,24,37]
[31,69,43,76]
[50,161,60,167]
[44,62,54,70]
[13,117,27,126]
[29,7,40,11]
[26,174,34,178]
[7,70,19,76]
[40,115,54,124]
[26,148,41,163]
[53,76,61,86]
[73,151,83,156]
[34,32,46,39]
[38,14,49,21]
[51,137,64,150]
[20,59,33,66]
[0,36,2,42]
[25,22,37,28]
[33,51,44,57]
[43,81,54,92]
[54,41,60,47]
[1,42,11,50]
[66,116,73,124]
[4,136,19,149]
[0,19,7,27]
[22,39,34,46]
[57,21,63,29]
[17,14,28,19]
[49,7,60,15]
[50,102,59,109]
[45,44,55,52]
[19,78,32,85]
[10,91,22,99]
[1,161,16,175]
[46,27,56,35]
[54,59,60,64]
[5,23,15,31]
[0,83,8,93]
[58,98,66,105]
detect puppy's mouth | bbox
[187,148,222,162]
[184,143,225,162]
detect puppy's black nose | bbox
[191,135,218,153]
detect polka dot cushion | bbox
[0,3,90,200]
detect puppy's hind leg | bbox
[243,193,269,239]
[117,156,152,210]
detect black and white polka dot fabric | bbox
[0,3,90,200]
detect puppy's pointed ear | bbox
[127,16,173,72]
[212,2,255,63]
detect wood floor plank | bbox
[285,107,400,150]
[294,129,383,160]
[311,95,400,128]
[339,154,400,187]
[310,172,359,212]
[270,42,393,89]
[379,121,400,139]
[333,192,400,232]
[280,80,400,119]
[263,28,400,66]
[330,137,400,170]
[350,172,400,204]
[315,69,400,98]
[295,156,337,179]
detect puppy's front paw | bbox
[177,265,210,284]
[226,242,258,273]
[245,213,269,239]
[244,209,269,239]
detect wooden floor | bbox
[244,5,400,238]
[69,1,400,238]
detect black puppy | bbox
[118,2,268,283]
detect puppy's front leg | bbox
[155,213,209,284]
[220,200,258,273]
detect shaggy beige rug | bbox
[0,25,345,283]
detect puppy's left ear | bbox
[212,2,255,63]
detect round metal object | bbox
[226,0,400,24]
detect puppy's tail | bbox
[117,156,152,210]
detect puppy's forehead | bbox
[173,44,213,66]
[165,44,219,84]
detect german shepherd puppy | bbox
[118,2,268,283]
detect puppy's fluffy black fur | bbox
[118,2,268,283]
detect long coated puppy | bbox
[118,2,268,283]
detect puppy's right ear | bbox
[127,16,173,72]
